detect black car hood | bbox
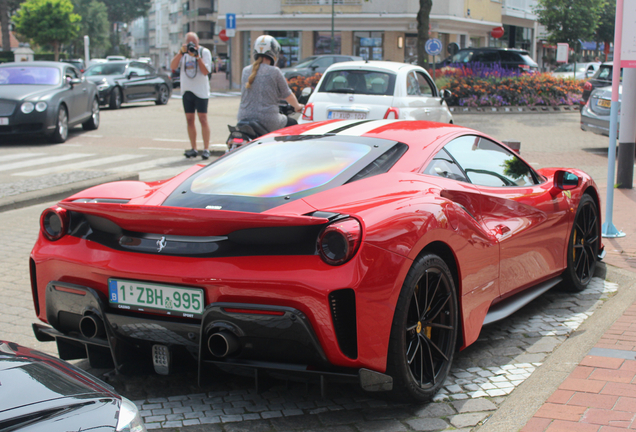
[0,85,60,101]
[86,75,124,85]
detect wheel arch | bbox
[414,240,464,349]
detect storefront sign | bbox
[556,43,569,63]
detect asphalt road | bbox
[0,102,624,432]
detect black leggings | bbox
[286,117,298,127]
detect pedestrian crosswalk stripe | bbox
[12,154,145,177]
[0,153,46,163]
[0,153,93,173]
[108,156,186,173]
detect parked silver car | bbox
[580,85,620,136]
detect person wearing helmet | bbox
[237,35,304,133]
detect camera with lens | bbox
[187,42,197,54]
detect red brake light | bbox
[302,103,314,121]
[40,207,68,241]
[584,82,593,91]
[232,138,244,144]
[317,218,362,266]
[383,107,399,119]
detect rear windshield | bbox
[318,70,396,95]
[0,67,60,85]
[164,135,407,212]
[593,64,621,81]
[85,63,127,76]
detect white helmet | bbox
[253,35,281,63]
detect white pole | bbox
[602,0,625,237]
[84,35,90,64]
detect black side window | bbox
[347,143,408,183]
[500,51,523,62]
[314,57,335,68]
[423,148,468,182]
[444,135,537,187]
[473,51,500,62]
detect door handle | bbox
[494,224,511,236]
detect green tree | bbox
[1,0,10,52]
[71,0,109,57]
[100,0,148,24]
[595,0,615,61]
[417,0,432,68]
[535,0,605,57]
[13,0,81,60]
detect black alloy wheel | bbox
[562,194,599,291]
[387,253,458,402]
[156,84,170,105]
[82,98,100,130]
[109,87,122,109]
[49,105,69,143]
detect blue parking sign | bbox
[425,38,443,56]
[226,13,236,30]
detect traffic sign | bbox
[219,29,229,42]
[425,38,442,56]
[491,26,504,39]
[226,13,236,30]
[226,29,235,37]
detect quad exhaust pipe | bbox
[207,331,240,358]
[79,314,105,339]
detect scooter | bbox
[226,89,312,152]
[226,102,297,152]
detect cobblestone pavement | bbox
[0,201,622,432]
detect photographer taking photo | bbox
[170,32,213,159]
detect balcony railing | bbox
[187,8,214,18]
[282,0,362,5]
[198,31,215,40]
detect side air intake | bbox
[329,289,358,359]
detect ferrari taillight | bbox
[40,207,68,241]
[317,218,362,266]
[384,107,399,119]
[302,103,314,121]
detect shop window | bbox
[269,31,300,67]
[314,31,341,55]
[354,31,383,61]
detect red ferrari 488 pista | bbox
[30,119,602,402]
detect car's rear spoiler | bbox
[58,202,331,236]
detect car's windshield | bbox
[318,70,396,95]
[594,64,622,81]
[293,56,318,68]
[0,66,60,85]
[85,63,127,76]
[450,50,473,63]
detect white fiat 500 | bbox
[299,61,453,124]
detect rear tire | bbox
[561,194,599,292]
[155,84,169,105]
[387,253,458,402]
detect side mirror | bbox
[440,89,451,104]
[128,71,138,79]
[586,69,595,77]
[309,65,319,71]
[298,86,312,104]
[68,77,82,86]
[549,170,579,196]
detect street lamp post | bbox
[331,0,335,54]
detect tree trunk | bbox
[53,40,59,61]
[417,0,433,68]
[0,0,10,52]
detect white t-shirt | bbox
[179,46,212,99]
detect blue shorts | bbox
[182,91,208,114]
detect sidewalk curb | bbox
[0,172,139,213]
[477,264,636,432]
[450,105,581,114]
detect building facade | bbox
[212,0,539,88]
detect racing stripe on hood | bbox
[335,119,395,137]
[300,120,369,136]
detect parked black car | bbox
[0,340,146,431]
[84,60,172,109]
[171,67,180,88]
[0,61,100,143]
[280,55,363,79]
[581,62,622,105]
[436,47,539,73]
